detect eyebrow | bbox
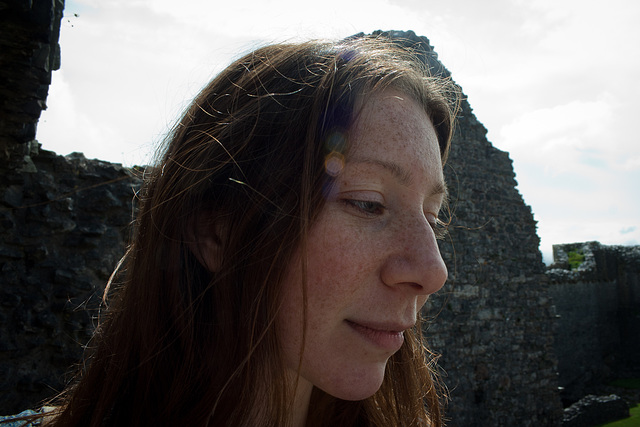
[349,157,448,199]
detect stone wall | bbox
[548,242,640,405]
[0,10,570,426]
[0,0,141,414]
[0,150,141,413]
[0,0,63,171]
[428,99,563,425]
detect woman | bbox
[8,36,458,426]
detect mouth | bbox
[345,320,410,352]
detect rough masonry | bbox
[549,242,640,405]
[0,0,142,414]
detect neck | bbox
[290,375,313,427]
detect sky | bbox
[36,0,640,264]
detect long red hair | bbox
[46,37,458,426]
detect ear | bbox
[187,213,227,272]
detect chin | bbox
[321,363,387,401]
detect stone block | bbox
[562,394,630,427]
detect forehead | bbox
[346,89,443,180]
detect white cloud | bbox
[125,0,437,42]
[38,69,152,164]
[621,226,637,235]
[37,70,78,155]
[500,97,618,177]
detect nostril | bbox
[408,282,423,292]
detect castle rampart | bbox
[548,242,640,405]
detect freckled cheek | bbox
[306,234,375,301]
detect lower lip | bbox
[346,321,405,351]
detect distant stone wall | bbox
[429,82,562,427]
[548,242,640,404]
[0,0,63,170]
[0,148,141,413]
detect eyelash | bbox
[343,199,386,216]
[431,217,449,240]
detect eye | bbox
[343,199,386,216]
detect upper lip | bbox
[347,319,415,333]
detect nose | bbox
[380,215,448,296]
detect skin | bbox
[278,89,449,426]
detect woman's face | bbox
[278,89,448,402]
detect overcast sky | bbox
[37,0,640,263]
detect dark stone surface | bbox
[562,394,630,427]
[0,0,64,170]
[549,242,640,405]
[0,148,141,413]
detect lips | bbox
[345,320,410,352]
